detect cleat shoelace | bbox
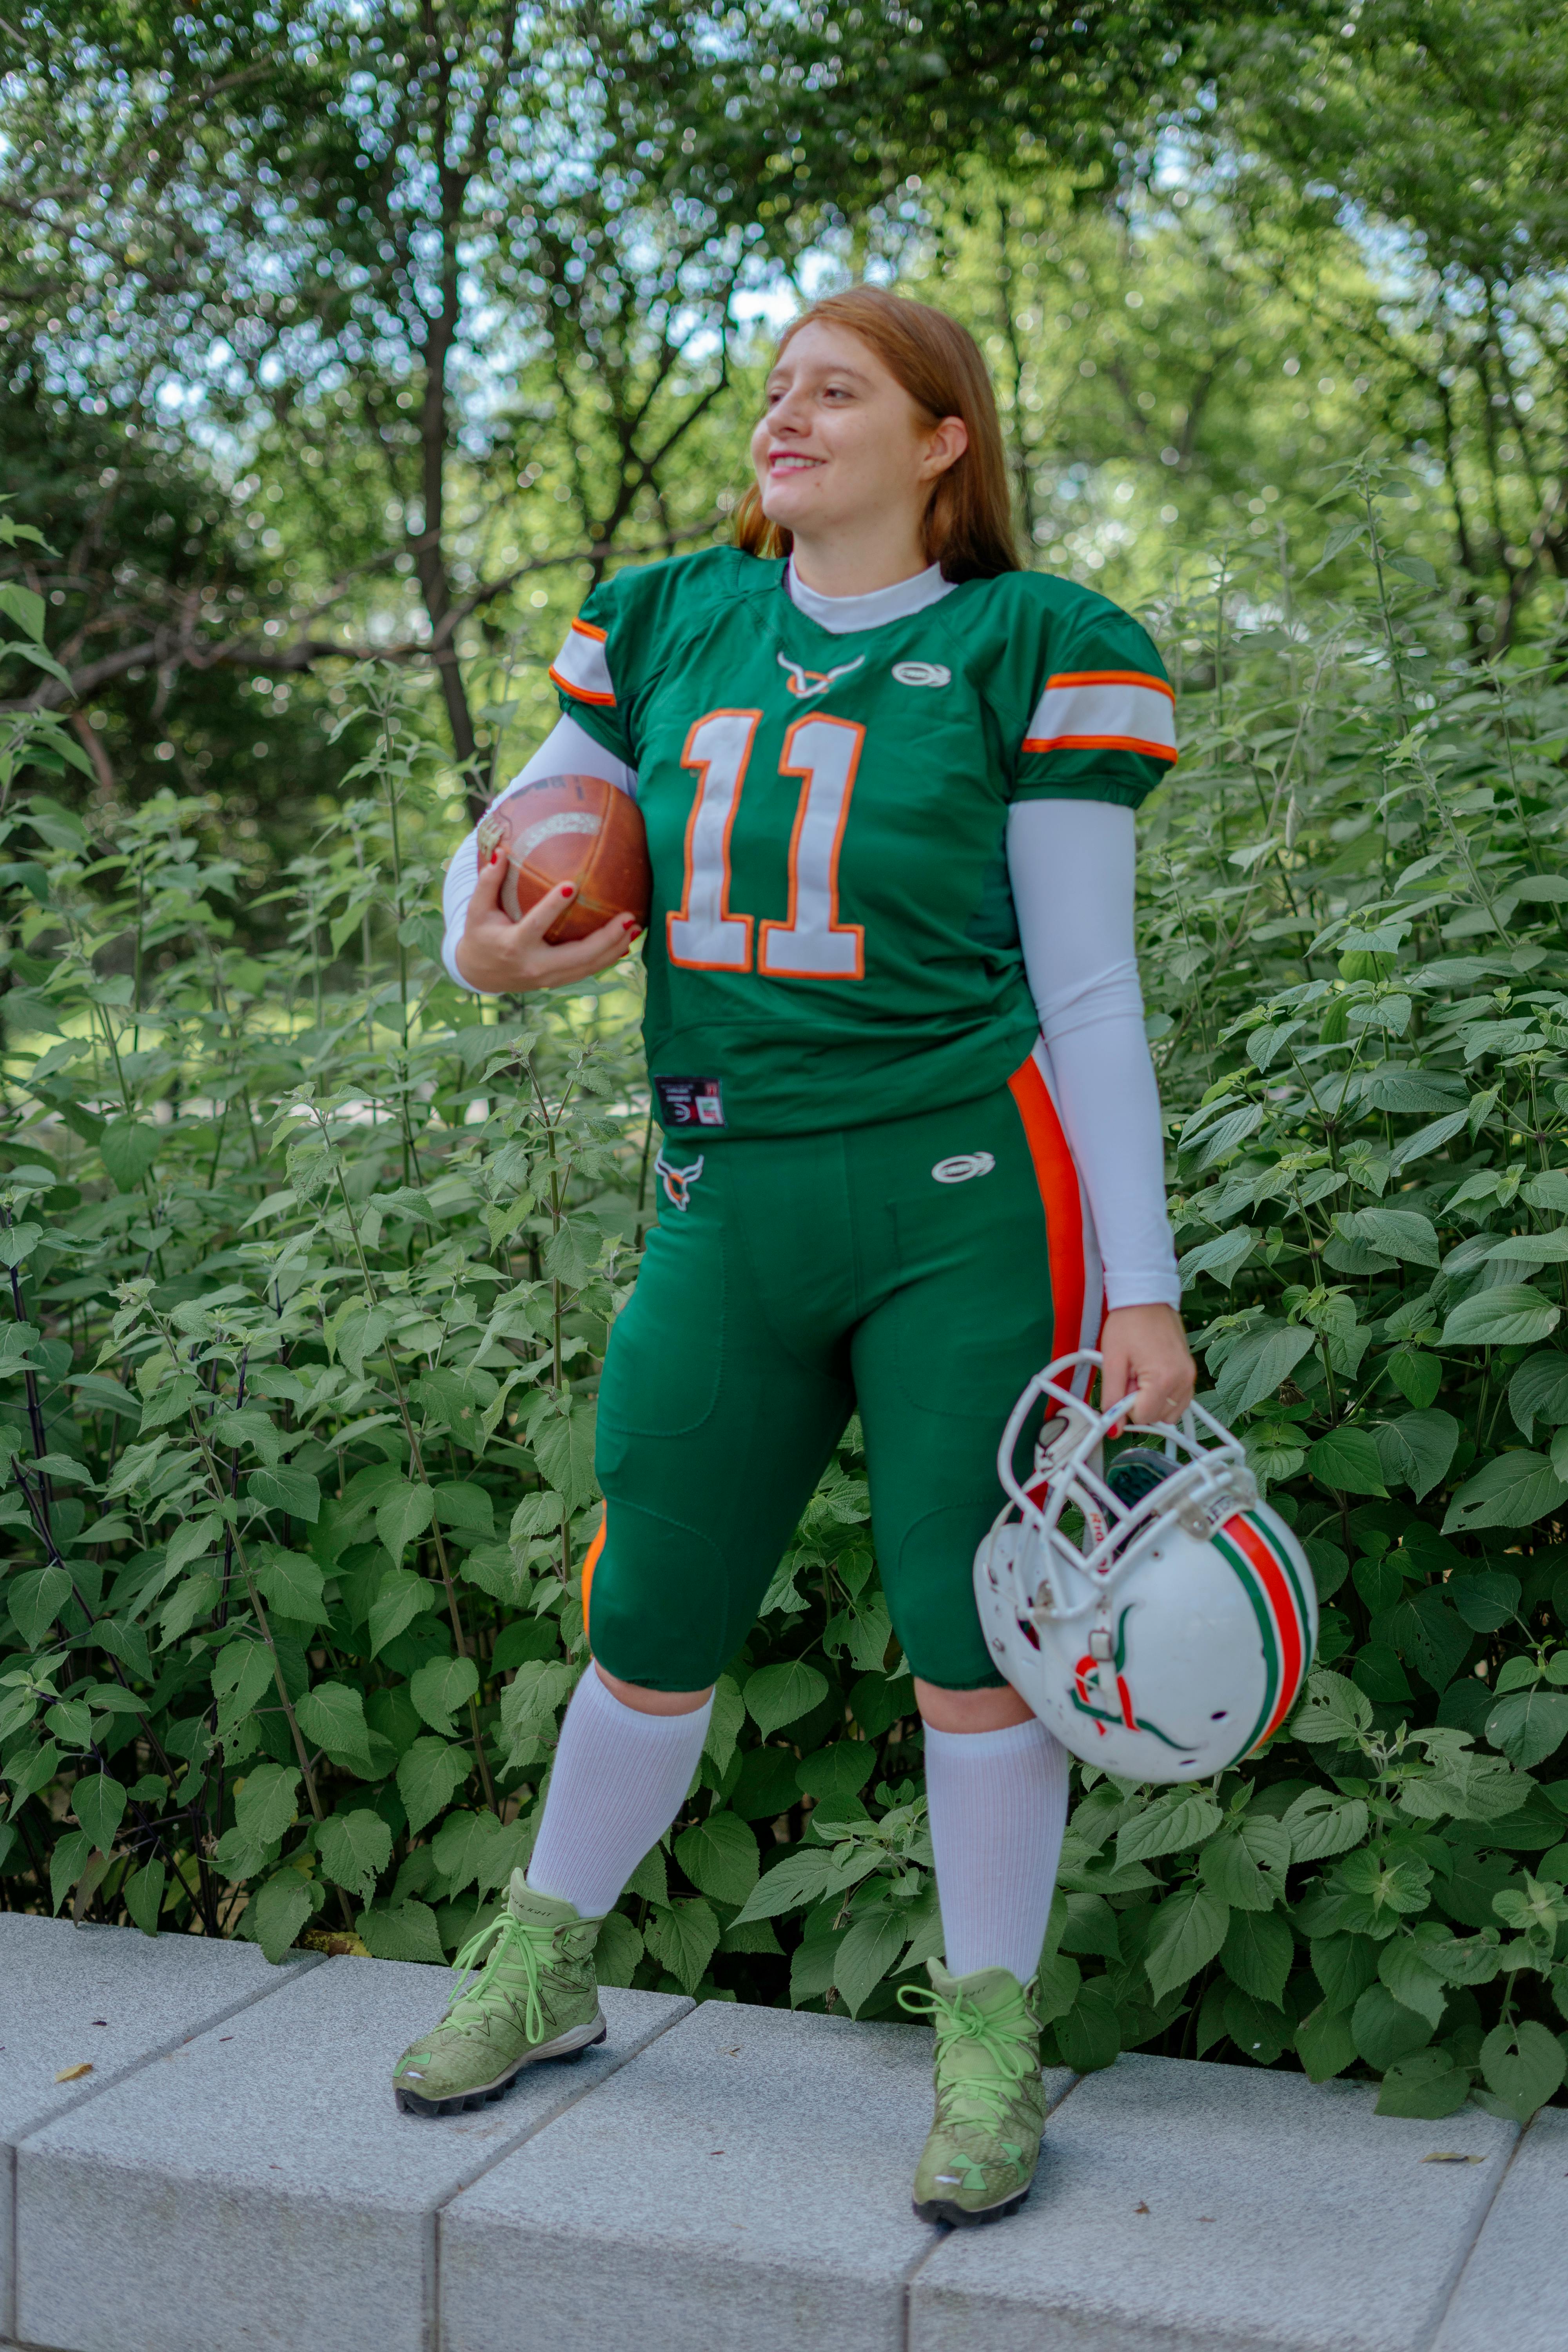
[898,1979,1037,2127]
[446,1911,552,2045]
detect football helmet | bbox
[973,1350,1317,1783]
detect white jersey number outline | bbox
[758,714,865,979]
[668,708,864,980]
[666,710,757,971]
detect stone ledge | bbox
[2,1913,1562,2352]
[910,2053,1517,2352]
[440,1999,1076,2352]
[1430,2107,1568,2352]
[15,1938,690,2352]
[0,1913,323,2341]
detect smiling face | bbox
[748,319,968,587]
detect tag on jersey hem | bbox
[654,1074,726,1130]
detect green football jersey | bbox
[549,548,1176,1140]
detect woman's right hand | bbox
[454,849,642,993]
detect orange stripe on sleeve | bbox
[1020,732,1179,761]
[548,666,617,708]
[1023,671,1178,768]
[1044,669,1176,699]
[549,617,617,707]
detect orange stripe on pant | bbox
[1007,1040,1106,1390]
[580,1515,606,1651]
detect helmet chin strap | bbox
[1081,1439,1112,1555]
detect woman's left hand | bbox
[1100,1303,1196,1429]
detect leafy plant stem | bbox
[177,1403,325,1825]
[318,1128,495,1809]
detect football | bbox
[476,773,652,944]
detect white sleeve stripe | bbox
[1023,673,1177,763]
[548,618,616,707]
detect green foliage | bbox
[1107,457,1568,2118]
[7,457,1568,2130]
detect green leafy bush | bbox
[4,471,1568,2125]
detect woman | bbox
[395,287,1195,2227]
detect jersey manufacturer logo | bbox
[778,652,866,701]
[655,1151,705,1212]
[892,661,951,688]
[932,1151,995,1184]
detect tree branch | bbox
[4,518,728,713]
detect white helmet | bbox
[973,1351,1317,1783]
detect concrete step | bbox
[0,1913,323,2342]
[15,1936,688,2352]
[441,1999,1074,2352]
[1430,2107,1568,2352]
[910,2053,1517,2352]
[0,1912,1561,2352]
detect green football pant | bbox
[586,1044,1103,1692]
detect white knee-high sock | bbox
[525,1664,713,1920]
[924,1717,1069,1984]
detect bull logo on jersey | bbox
[777,652,866,701]
[655,1151,704,1213]
[1069,1608,1182,1749]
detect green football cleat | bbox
[900,1960,1047,2226]
[392,1871,607,2117]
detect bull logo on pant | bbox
[655,1152,704,1213]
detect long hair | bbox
[733,286,1020,582]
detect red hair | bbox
[733,286,1020,583]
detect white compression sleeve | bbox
[441,715,637,991]
[1007,799,1180,1312]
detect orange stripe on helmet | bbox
[1226,1513,1305,1746]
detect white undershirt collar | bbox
[784,555,957,636]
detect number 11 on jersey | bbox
[667,708,866,980]
[667,710,756,971]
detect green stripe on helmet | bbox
[1210,1526,1281,1764]
[1245,1511,1316,1691]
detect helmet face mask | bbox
[974,1351,1318,1784]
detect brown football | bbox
[476,773,651,944]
